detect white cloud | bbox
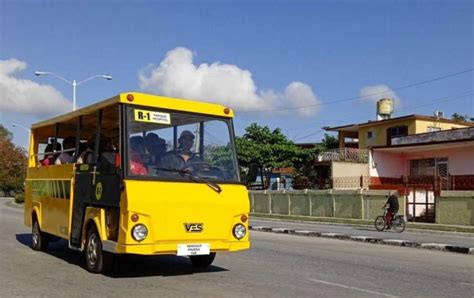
[139,47,320,116]
[0,58,71,118]
[359,84,400,106]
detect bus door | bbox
[70,164,122,249]
[70,164,94,248]
[69,108,122,249]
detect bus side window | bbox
[39,142,61,166]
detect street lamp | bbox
[34,71,112,111]
[12,123,31,143]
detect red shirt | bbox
[41,157,53,166]
[130,152,148,175]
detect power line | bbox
[238,68,474,113]
[293,130,324,142]
[397,91,474,112]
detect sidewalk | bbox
[251,213,474,233]
[250,216,474,254]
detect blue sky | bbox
[1,0,473,147]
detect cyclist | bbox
[382,191,399,229]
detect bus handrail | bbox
[30,147,76,157]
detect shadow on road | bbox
[353,228,379,232]
[353,228,398,233]
[16,233,228,278]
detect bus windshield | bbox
[126,106,240,183]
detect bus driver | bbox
[158,130,200,171]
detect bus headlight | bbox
[233,224,246,240]
[132,224,148,242]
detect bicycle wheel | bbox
[374,216,386,231]
[393,216,406,233]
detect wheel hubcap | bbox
[87,234,99,266]
[32,224,39,246]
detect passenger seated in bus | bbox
[129,136,148,175]
[99,137,120,173]
[77,137,95,164]
[40,142,61,166]
[158,130,200,171]
[55,136,76,165]
[144,133,167,167]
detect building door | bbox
[406,188,435,223]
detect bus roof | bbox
[31,92,234,129]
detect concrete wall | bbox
[415,120,470,135]
[436,191,474,225]
[250,190,474,226]
[370,151,407,177]
[249,189,397,220]
[332,161,369,178]
[439,146,473,175]
[392,127,473,146]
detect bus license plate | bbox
[177,244,210,256]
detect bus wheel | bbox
[85,226,113,273]
[31,219,48,251]
[189,253,216,268]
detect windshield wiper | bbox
[155,167,222,193]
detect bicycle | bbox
[374,209,406,233]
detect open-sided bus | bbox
[24,92,250,273]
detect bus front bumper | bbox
[103,239,250,255]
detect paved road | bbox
[1,201,473,297]
[251,218,474,248]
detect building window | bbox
[387,125,408,145]
[410,159,435,176]
[387,125,408,138]
[427,126,441,132]
[410,158,448,176]
[367,131,374,139]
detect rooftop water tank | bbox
[377,98,394,120]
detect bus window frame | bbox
[92,109,102,164]
[122,104,242,184]
[73,116,82,163]
[53,123,59,157]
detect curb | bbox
[251,215,474,235]
[249,225,474,255]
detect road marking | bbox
[309,278,398,297]
[459,282,474,287]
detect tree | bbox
[0,124,13,141]
[320,133,338,150]
[292,133,337,189]
[0,124,28,196]
[451,113,470,122]
[236,123,309,188]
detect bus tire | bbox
[85,225,113,273]
[189,253,216,268]
[31,217,49,251]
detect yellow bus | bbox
[24,92,250,273]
